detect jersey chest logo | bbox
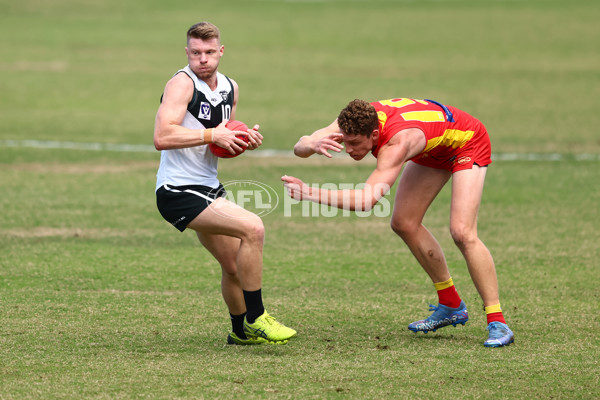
[199,102,211,120]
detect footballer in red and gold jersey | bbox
[283,97,514,348]
[371,98,492,173]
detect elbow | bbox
[348,200,373,212]
[353,184,389,212]
[360,199,375,212]
[154,137,165,151]
[293,147,310,158]
[154,132,169,151]
[356,195,379,212]
[293,146,308,158]
[154,124,174,151]
[293,137,312,158]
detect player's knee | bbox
[450,224,477,249]
[241,216,265,244]
[220,261,239,277]
[390,217,418,239]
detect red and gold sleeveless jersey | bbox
[370,98,491,171]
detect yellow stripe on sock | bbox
[485,304,503,314]
[434,278,454,291]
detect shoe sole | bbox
[228,340,289,346]
[484,337,515,348]
[243,327,297,342]
[243,332,294,344]
[227,334,270,346]
[408,320,468,334]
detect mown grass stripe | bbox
[1,139,599,162]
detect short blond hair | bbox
[187,22,221,44]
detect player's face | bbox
[342,132,377,161]
[186,38,224,80]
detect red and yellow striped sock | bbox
[485,304,506,324]
[434,277,462,309]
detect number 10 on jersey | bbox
[222,104,231,121]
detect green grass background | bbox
[1,0,599,399]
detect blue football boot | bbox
[483,321,514,347]
[408,301,469,333]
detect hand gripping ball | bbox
[208,120,250,158]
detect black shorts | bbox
[156,183,227,232]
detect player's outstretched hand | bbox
[312,133,344,158]
[213,120,249,155]
[281,175,308,201]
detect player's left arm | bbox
[230,78,263,150]
[282,128,426,210]
[293,120,344,158]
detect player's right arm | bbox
[293,119,344,158]
[153,73,246,151]
[283,127,426,211]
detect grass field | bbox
[1,0,599,399]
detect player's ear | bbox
[371,129,379,141]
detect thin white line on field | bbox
[0,139,156,153]
[1,139,599,162]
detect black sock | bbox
[243,289,265,324]
[230,312,247,339]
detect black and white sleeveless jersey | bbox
[155,65,235,191]
[178,65,234,128]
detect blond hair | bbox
[187,22,221,44]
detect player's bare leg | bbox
[187,198,264,291]
[451,165,514,347]
[195,231,270,345]
[450,165,499,306]
[392,162,469,334]
[195,232,246,315]
[187,198,296,344]
[390,162,452,282]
